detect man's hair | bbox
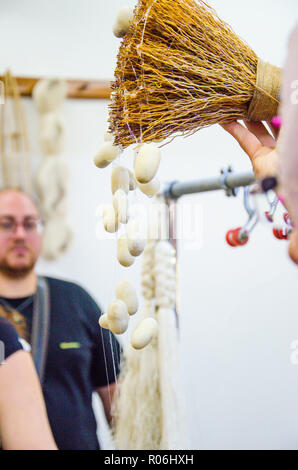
[0,188,41,214]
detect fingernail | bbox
[271,116,282,128]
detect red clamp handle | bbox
[273,228,289,241]
[265,211,274,223]
[226,228,249,247]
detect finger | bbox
[253,149,279,179]
[221,121,262,161]
[289,229,298,265]
[243,120,276,149]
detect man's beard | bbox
[0,252,36,279]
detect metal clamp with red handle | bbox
[226,227,249,247]
[273,227,292,241]
[225,186,257,248]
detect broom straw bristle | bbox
[109,0,259,148]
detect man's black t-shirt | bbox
[0,277,120,450]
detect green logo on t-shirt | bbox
[59,342,81,350]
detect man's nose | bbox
[14,223,27,238]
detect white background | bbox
[0,0,297,450]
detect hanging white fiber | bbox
[33,78,67,114]
[40,113,64,155]
[35,155,68,218]
[113,239,163,450]
[112,191,187,449]
[155,241,188,450]
[41,214,73,261]
[33,78,72,260]
[113,303,162,450]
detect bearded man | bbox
[0,188,119,450]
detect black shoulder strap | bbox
[31,276,50,385]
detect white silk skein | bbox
[141,240,156,300]
[33,78,67,114]
[41,216,72,260]
[40,113,64,155]
[154,242,176,309]
[35,155,69,219]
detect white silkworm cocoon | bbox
[117,235,135,267]
[136,178,160,198]
[94,142,121,169]
[134,143,161,184]
[111,166,130,195]
[113,7,134,38]
[99,314,110,330]
[33,78,67,114]
[102,205,119,233]
[107,300,129,335]
[113,189,128,224]
[104,129,114,142]
[115,280,138,316]
[127,219,146,256]
[128,169,136,191]
[131,317,158,350]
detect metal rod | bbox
[165,196,180,329]
[165,171,255,199]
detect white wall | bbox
[0,0,297,450]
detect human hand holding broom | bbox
[108,0,298,263]
[109,0,281,148]
[221,120,298,265]
[221,120,279,179]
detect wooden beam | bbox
[0,76,112,100]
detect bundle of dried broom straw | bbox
[109,0,281,148]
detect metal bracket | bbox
[220,167,239,197]
[240,186,258,237]
[163,180,180,200]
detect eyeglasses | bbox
[0,217,44,237]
